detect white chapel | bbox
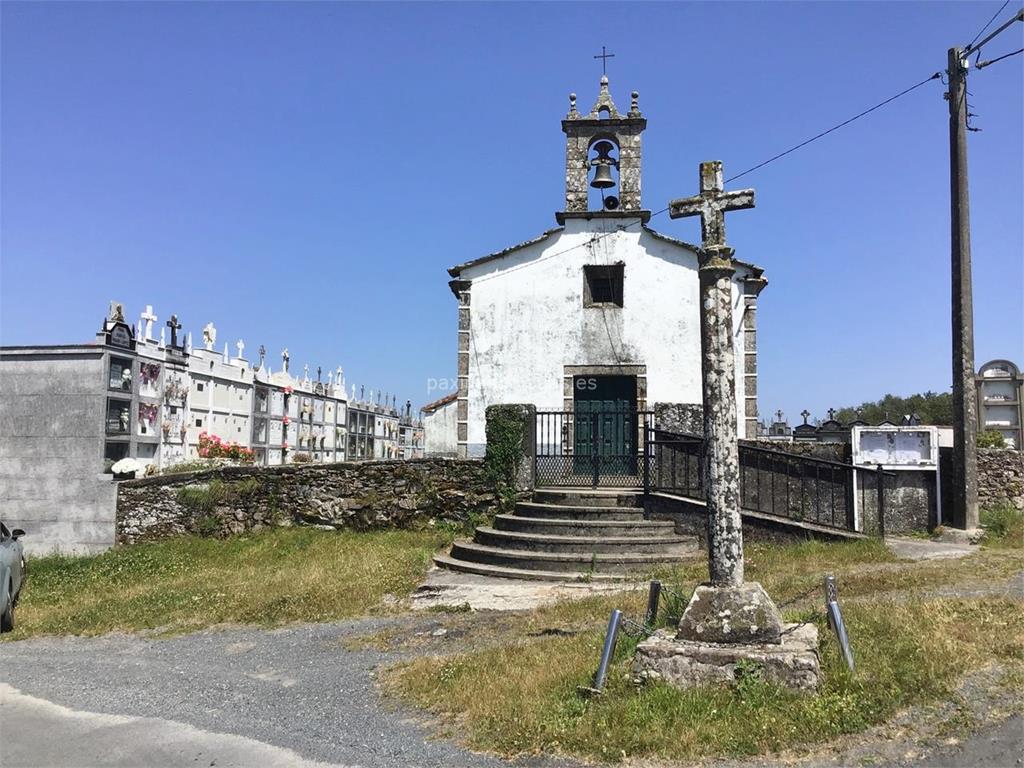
[445,75,766,458]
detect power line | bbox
[977,47,1024,69]
[724,72,942,183]
[967,0,1012,50]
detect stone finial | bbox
[202,322,216,351]
[567,92,579,118]
[587,75,621,118]
[630,90,641,116]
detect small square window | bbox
[583,264,624,307]
[197,382,205,392]
[195,418,202,427]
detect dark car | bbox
[1,521,26,632]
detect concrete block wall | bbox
[0,349,117,555]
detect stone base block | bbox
[933,527,985,545]
[634,623,820,693]
[676,582,784,644]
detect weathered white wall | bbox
[424,399,458,456]
[461,218,753,455]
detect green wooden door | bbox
[573,376,637,480]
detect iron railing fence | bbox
[535,410,653,488]
[645,427,892,534]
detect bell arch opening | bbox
[587,137,620,211]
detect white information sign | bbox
[852,426,938,468]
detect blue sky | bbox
[2,1,1021,420]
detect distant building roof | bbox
[421,392,458,414]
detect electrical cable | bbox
[967,0,1012,51]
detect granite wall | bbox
[978,448,1024,511]
[117,458,494,544]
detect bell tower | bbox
[558,75,648,224]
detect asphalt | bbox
[0,618,573,768]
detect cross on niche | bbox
[166,315,181,349]
[669,161,755,250]
[801,409,811,425]
[827,408,837,421]
[593,45,615,75]
[775,409,784,423]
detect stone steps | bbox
[473,526,692,554]
[493,513,676,537]
[434,488,700,582]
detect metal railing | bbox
[535,410,653,488]
[645,427,893,534]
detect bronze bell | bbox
[590,140,618,189]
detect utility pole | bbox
[945,45,978,531]
[944,8,1023,531]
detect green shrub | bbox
[978,430,1008,449]
[485,405,527,513]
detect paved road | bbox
[912,715,1023,768]
[0,619,570,768]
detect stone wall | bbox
[978,448,1024,510]
[116,458,494,544]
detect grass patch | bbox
[981,503,1024,549]
[6,528,453,640]
[383,540,1024,762]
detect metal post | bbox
[582,609,622,696]
[946,46,979,531]
[591,413,600,488]
[643,423,651,495]
[645,581,662,627]
[876,464,886,538]
[825,575,855,672]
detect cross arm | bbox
[668,195,705,220]
[719,188,755,211]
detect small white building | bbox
[445,76,766,457]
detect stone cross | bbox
[141,305,157,340]
[282,348,290,373]
[667,160,785,647]
[827,408,837,421]
[669,160,754,589]
[166,315,181,349]
[775,409,784,423]
[669,162,755,250]
[317,366,322,382]
[258,345,266,368]
[801,409,810,425]
[236,339,245,359]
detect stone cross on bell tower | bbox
[558,73,647,222]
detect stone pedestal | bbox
[676,582,784,645]
[634,623,820,693]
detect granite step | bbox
[493,513,676,537]
[431,554,625,583]
[532,489,644,508]
[449,539,699,574]
[513,501,645,522]
[474,526,694,554]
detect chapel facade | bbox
[447,76,766,458]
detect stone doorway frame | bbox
[562,364,647,412]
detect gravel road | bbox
[0,617,574,768]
